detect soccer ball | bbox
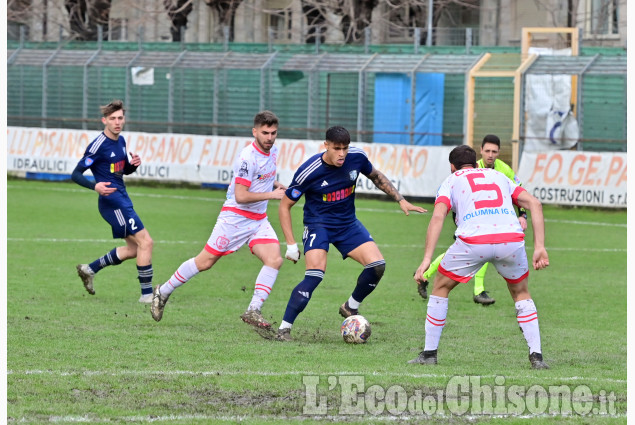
[341,315,371,344]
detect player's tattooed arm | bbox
[368,168,404,202]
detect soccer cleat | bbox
[529,352,550,370]
[473,290,496,306]
[138,293,153,304]
[408,349,438,365]
[275,328,292,341]
[240,309,271,329]
[417,279,429,300]
[77,264,95,295]
[150,284,170,322]
[339,301,358,318]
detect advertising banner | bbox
[7,127,455,198]
[517,151,626,208]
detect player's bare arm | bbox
[279,195,300,263]
[234,182,285,203]
[367,168,427,215]
[414,202,447,283]
[516,191,549,270]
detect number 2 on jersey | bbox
[466,172,503,209]
[128,218,137,230]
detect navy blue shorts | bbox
[98,196,145,239]
[302,219,374,259]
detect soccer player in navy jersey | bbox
[274,126,427,341]
[72,100,155,303]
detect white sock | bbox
[424,295,448,351]
[279,320,292,330]
[249,265,278,311]
[160,258,199,295]
[347,296,360,309]
[516,299,542,354]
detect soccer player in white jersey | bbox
[410,145,550,369]
[151,111,286,328]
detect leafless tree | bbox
[204,0,244,41]
[8,0,483,44]
[164,0,194,41]
[64,0,112,40]
[300,0,378,44]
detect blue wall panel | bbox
[373,73,444,145]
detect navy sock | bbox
[89,248,122,273]
[282,269,324,324]
[351,260,385,303]
[137,264,153,295]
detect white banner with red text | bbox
[517,151,626,208]
[7,126,455,198]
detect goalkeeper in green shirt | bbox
[417,134,528,305]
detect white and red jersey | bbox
[435,167,526,244]
[222,142,278,220]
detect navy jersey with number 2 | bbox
[74,132,144,238]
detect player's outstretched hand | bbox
[518,216,528,231]
[398,199,427,216]
[270,187,286,200]
[285,243,301,263]
[413,261,430,284]
[128,151,141,166]
[532,247,549,270]
[95,181,117,196]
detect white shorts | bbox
[438,238,529,284]
[205,211,279,256]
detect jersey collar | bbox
[252,141,270,156]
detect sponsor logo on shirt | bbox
[321,180,329,187]
[322,185,355,202]
[257,170,276,180]
[110,160,125,174]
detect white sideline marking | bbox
[7,183,626,228]
[17,413,627,423]
[7,369,626,383]
[6,237,626,252]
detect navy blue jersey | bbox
[75,132,133,205]
[286,147,373,227]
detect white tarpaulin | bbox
[524,48,580,152]
[131,67,154,85]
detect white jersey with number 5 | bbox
[435,167,526,244]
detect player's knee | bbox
[140,235,153,252]
[372,261,386,279]
[268,255,284,270]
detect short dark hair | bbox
[325,126,350,145]
[481,134,500,148]
[254,110,279,127]
[100,100,125,117]
[449,145,477,169]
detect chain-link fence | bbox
[7,40,626,160]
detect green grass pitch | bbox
[7,179,626,424]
